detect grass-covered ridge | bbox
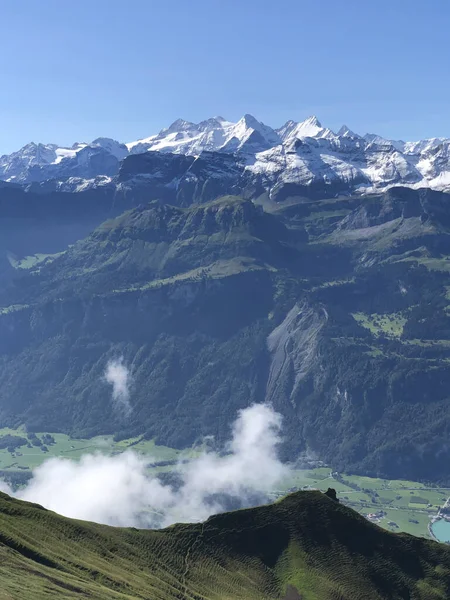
[1,490,450,599]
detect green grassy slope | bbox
[0,491,450,599]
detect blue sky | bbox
[0,0,449,153]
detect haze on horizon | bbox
[0,0,449,154]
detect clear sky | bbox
[1,0,449,153]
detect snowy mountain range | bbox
[2,114,450,198]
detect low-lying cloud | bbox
[1,404,288,528]
[105,357,131,415]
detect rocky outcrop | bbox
[266,303,327,406]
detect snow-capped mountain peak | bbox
[337,125,360,139]
[197,116,231,131]
[125,114,281,156]
[90,138,128,160]
[277,115,336,145]
[163,118,197,135]
[220,114,281,153]
[0,142,58,180]
[240,113,266,129]
[301,114,322,128]
[3,114,450,196]
[294,115,324,136]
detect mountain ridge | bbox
[2,115,450,198]
[0,488,449,599]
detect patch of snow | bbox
[53,145,86,164]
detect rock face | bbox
[324,488,339,502]
[1,190,450,483]
[266,303,328,406]
[116,151,245,206]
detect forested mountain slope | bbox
[0,189,450,481]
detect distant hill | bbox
[0,489,449,599]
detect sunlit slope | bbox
[0,490,450,599]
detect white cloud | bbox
[19,452,171,526]
[0,480,13,495]
[11,404,288,528]
[177,403,285,522]
[104,357,131,415]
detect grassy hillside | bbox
[1,490,450,599]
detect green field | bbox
[352,311,407,338]
[0,427,181,473]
